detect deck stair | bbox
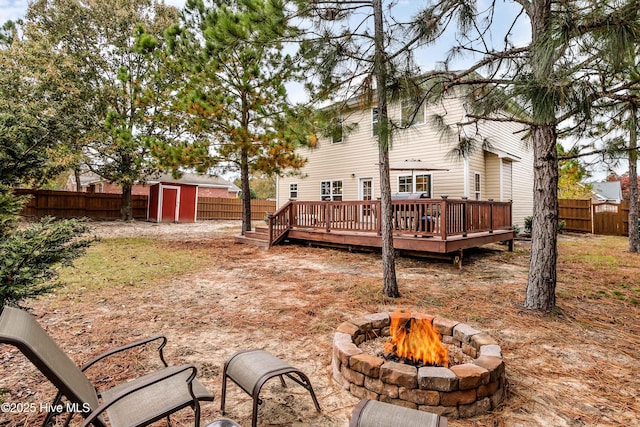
[234,226,270,247]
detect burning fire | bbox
[384,311,449,367]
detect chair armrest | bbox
[79,364,198,427]
[81,335,168,371]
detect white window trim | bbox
[358,177,374,201]
[414,173,432,197]
[289,182,298,200]
[474,172,481,200]
[398,175,413,193]
[372,107,379,137]
[398,173,432,196]
[320,179,343,201]
[331,115,344,144]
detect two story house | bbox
[276,93,534,228]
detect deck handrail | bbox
[272,198,512,241]
[267,201,293,247]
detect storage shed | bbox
[148,182,198,223]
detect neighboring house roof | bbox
[73,172,240,192]
[591,181,622,202]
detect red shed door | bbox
[161,187,179,222]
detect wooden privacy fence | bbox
[559,199,630,236]
[197,197,276,220]
[15,189,148,220]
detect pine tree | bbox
[158,0,313,234]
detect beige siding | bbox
[484,153,500,200]
[477,119,533,226]
[278,95,534,226]
[502,160,513,201]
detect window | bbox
[398,176,412,193]
[474,173,481,200]
[415,174,431,197]
[331,115,343,144]
[399,174,432,195]
[372,107,379,136]
[289,183,298,200]
[401,99,426,126]
[321,180,343,201]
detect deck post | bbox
[440,196,448,240]
[325,202,331,233]
[461,197,468,237]
[289,202,295,228]
[268,214,274,248]
[376,201,382,235]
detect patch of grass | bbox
[56,237,212,292]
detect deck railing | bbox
[267,197,512,246]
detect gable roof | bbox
[591,181,622,202]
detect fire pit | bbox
[332,312,506,419]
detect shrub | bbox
[0,186,95,308]
[523,215,565,234]
[558,219,566,234]
[524,216,533,233]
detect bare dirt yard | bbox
[1,220,639,426]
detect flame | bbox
[384,311,449,367]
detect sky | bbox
[0,0,620,181]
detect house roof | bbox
[76,172,240,192]
[591,181,622,202]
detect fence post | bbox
[488,199,494,233]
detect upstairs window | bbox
[331,115,343,144]
[401,99,426,127]
[372,107,379,136]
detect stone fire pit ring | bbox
[332,312,506,419]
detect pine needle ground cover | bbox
[0,221,638,426]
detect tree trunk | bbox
[120,182,133,221]
[373,0,399,298]
[240,149,252,235]
[74,168,82,192]
[525,124,558,311]
[628,103,639,253]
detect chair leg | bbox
[279,375,286,387]
[42,392,63,427]
[220,373,228,415]
[293,371,321,413]
[251,394,260,427]
[193,399,201,427]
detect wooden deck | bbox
[236,197,515,261]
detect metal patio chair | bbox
[350,399,448,427]
[0,306,214,427]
